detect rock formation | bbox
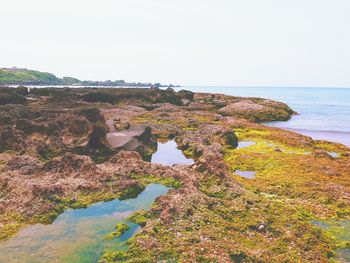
[0,87,348,262]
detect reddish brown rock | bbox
[218,101,292,122]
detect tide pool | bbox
[151,140,195,166]
[0,184,170,263]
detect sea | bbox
[177,86,350,147]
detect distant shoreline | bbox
[179,85,350,89]
[0,68,179,88]
[2,85,180,89]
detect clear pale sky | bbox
[1,0,350,87]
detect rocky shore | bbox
[0,86,349,262]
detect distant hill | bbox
[0,68,65,85]
[0,67,176,87]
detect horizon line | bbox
[179,85,350,89]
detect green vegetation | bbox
[0,68,65,85]
[314,220,350,253]
[0,212,25,241]
[223,127,350,260]
[105,223,130,240]
[99,124,349,262]
[0,172,179,241]
[224,127,350,218]
[100,171,337,262]
[0,67,175,87]
[129,173,182,189]
[0,85,348,261]
[0,223,23,241]
[127,210,151,226]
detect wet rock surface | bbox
[0,87,349,262]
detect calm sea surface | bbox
[178,87,350,147]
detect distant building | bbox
[1,67,28,71]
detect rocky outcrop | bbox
[0,126,26,152]
[102,106,147,133]
[0,88,26,105]
[218,100,292,122]
[0,103,108,161]
[43,153,97,173]
[3,86,345,262]
[106,125,152,151]
[193,93,294,122]
[0,104,33,126]
[79,87,192,106]
[4,155,41,175]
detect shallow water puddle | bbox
[328,152,339,158]
[0,184,170,263]
[236,141,256,149]
[313,220,350,262]
[234,170,256,179]
[151,140,195,166]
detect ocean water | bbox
[178,87,350,147]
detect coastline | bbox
[278,128,350,148]
[0,87,349,261]
[178,86,350,149]
[5,84,349,148]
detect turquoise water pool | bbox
[0,184,170,263]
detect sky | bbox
[1,0,350,87]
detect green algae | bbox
[99,251,129,262]
[0,213,26,241]
[100,173,336,262]
[129,173,182,189]
[314,220,350,248]
[127,210,150,226]
[0,173,181,242]
[225,127,350,217]
[2,97,348,262]
[199,173,228,198]
[0,223,23,241]
[105,223,130,240]
[0,184,170,263]
[314,140,349,155]
[223,126,350,261]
